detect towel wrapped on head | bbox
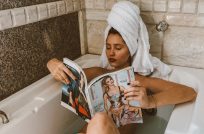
[100,1,171,77]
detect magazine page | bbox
[61,58,91,121]
[86,67,143,127]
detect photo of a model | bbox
[101,75,142,126]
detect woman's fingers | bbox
[125,96,140,101]
[58,71,70,84]
[55,73,68,84]
[124,89,140,97]
[124,86,140,94]
[47,58,77,84]
[62,65,76,81]
[130,80,141,87]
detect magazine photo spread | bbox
[61,58,143,127]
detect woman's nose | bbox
[109,48,115,56]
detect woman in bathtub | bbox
[47,1,196,133]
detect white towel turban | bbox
[100,1,171,76]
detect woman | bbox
[47,1,196,133]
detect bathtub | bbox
[0,54,203,134]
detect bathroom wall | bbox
[0,0,85,100]
[85,0,204,69]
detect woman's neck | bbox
[115,63,131,70]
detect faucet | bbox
[0,110,9,124]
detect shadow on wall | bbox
[0,13,81,101]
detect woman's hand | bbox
[124,81,155,109]
[47,58,76,84]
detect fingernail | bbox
[127,83,130,85]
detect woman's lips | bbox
[109,58,116,62]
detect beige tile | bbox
[141,12,165,24]
[154,0,167,12]
[25,5,38,23]
[57,1,66,15]
[168,0,181,13]
[79,11,88,55]
[182,0,197,13]
[141,0,153,11]
[0,10,13,30]
[65,0,74,13]
[106,0,116,9]
[163,26,204,69]
[80,0,86,9]
[94,0,105,9]
[11,8,26,26]
[47,2,58,17]
[165,14,196,27]
[198,0,204,14]
[87,20,107,54]
[85,0,94,9]
[86,9,109,20]
[73,0,81,11]
[196,15,204,27]
[37,4,48,21]
[146,25,163,59]
[129,0,140,6]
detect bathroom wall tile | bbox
[85,0,94,9]
[196,15,204,27]
[65,0,74,13]
[106,0,116,9]
[48,2,58,17]
[86,10,109,20]
[0,0,59,10]
[78,10,88,55]
[11,8,26,26]
[80,0,86,9]
[154,0,167,12]
[37,4,48,21]
[168,0,181,13]
[163,26,204,68]
[166,14,196,27]
[0,13,81,100]
[141,0,153,11]
[25,6,38,23]
[129,0,140,6]
[57,1,66,15]
[146,24,163,59]
[141,12,165,24]
[94,0,105,9]
[198,0,204,14]
[182,0,197,14]
[0,10,13,30]
[87,20,107,54]
[73,0,81,11]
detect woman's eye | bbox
[106,45,111,49]
[116,47,121,50]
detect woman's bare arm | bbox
[136,75,197,107]
[83,67,110,82]
[47,58,110,84]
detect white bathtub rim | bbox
[165,65,204,134]
[0,74,61,121]
[0,74,63,132]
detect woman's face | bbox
[106,33,131,69]
[105,77,114,86]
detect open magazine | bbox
[61,58,143,127]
